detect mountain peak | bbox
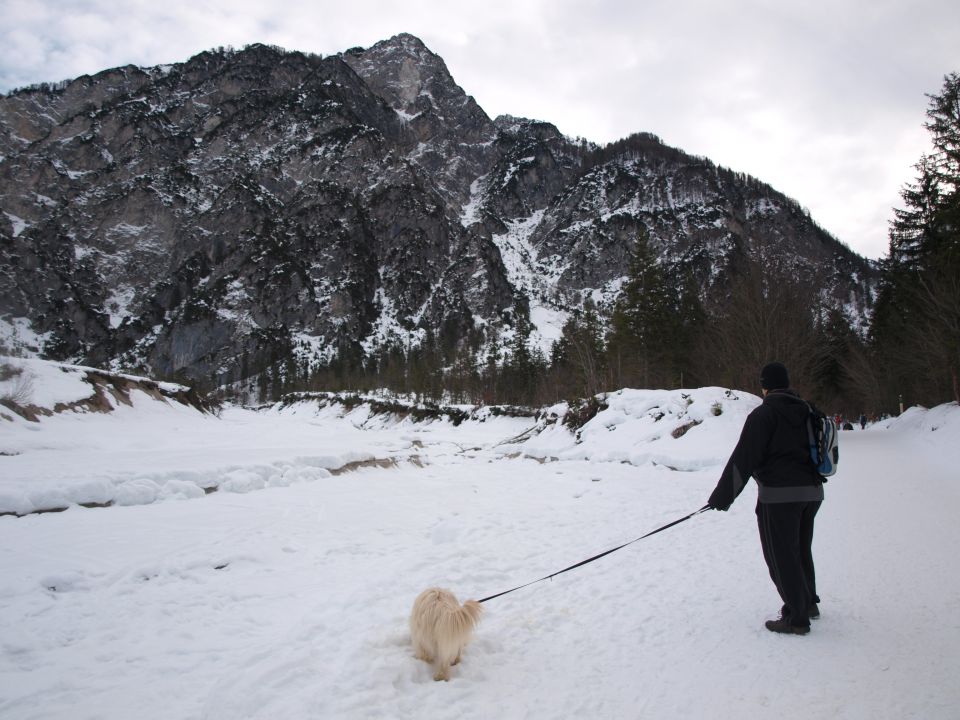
[383,33,431,52]
[341,33,435,64]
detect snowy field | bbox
[1,357,959,719]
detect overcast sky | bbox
[2,0,958,260]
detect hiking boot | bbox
[810,603,820,619]
[765,618,810,635]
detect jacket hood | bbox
[763,389,810,428]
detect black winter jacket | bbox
[708,389,824,509]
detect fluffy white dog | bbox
[410,587,483,681]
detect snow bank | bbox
[3,363,759,515]
[0,360,404,514]
[506,387,757,471]
[876,402,960,438]
[4,357,957,520]
[870,401,960,469]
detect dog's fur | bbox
[410,587,483,681]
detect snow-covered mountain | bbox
[0,34,876,385]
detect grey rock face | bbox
[342,33,499,207]
[0,35,875,384]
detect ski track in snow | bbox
[1,392,959,718]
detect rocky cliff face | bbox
[0,34,876,385]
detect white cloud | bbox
[2,0,958,259]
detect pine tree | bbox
[482,331,501,404]
[873,72,960,407]
[888,154,941,269]
[669,267,707,388]
[809,307,861,411]
[552,304,606,399]
[503,314,543,405]
[507,315,534,402]
[607,230,674,388]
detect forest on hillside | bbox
[246,73,958,419]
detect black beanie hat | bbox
[760,362,790,390]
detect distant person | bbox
[707,362,824,635]
[859,413,867,430]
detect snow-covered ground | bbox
[2,357,959,719]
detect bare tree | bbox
[700,258,819,394]
[0,362,34,407]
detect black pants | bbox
[756,500,821,627]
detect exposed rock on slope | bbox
[0,34,876,384]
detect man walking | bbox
[707,362,824,635]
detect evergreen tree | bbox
[669,267,707,387]
[478,332,498,404]
[551,304,606,399]
[809,307,861,411]
[607,230,675,388]
[888,154,942,269]
[872,72,960,407]
[447,343,479,404]
[502,314,543,405]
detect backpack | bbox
[806,405,839,477]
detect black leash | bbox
[478,505,712,603]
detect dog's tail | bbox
[439,598,483,637]
[462,599,483,626]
